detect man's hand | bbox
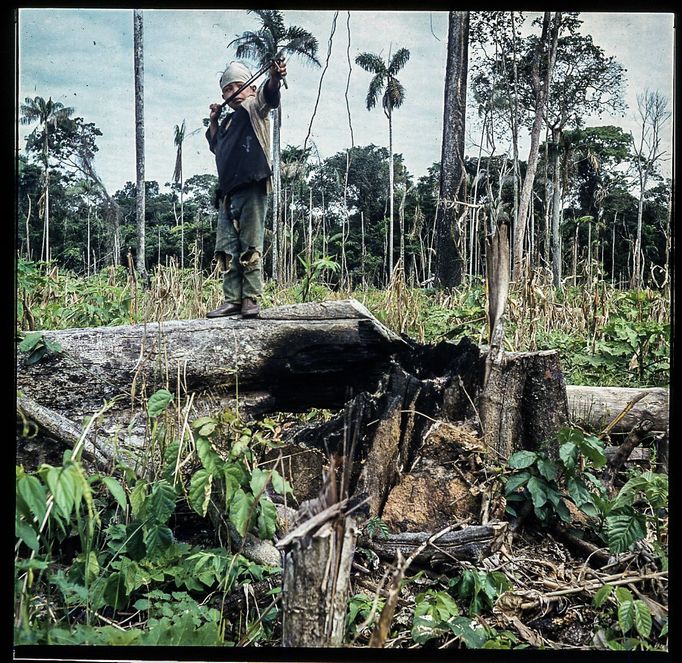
[209,103,223,123]
[270,58,287,84]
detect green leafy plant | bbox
[411,589,487,648]
[346,592,384,640]
[176,413,293,542]
[504,428,667,555]
[297,254,340,302]
[449,569,512,616]
[592,584,666,650]
[364,516,390,541]
[18,332,62,365]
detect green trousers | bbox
[214,182,268,303]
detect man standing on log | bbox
[206,59,287,319]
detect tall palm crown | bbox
[228,9,321,69]
[20,96,74,159]
[355,48,410,279]
[20,96,74,262]
[355,48,410,116]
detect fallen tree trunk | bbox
[566,385,668,434]
[16,299,405,468]
[363,522,508,568]
[17,299,405,418]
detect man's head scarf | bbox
[220,61,254,91]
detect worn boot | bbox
[241,297,260,318]
[207,301,242,318]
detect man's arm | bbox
[261,59,287,111]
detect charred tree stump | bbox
[479,349,569,460]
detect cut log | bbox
[566,385,668,434]
[16,299,405,469]
[364,521,508,568]
[17,299,404,417]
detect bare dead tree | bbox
[630,90,670,289]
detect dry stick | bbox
[541,570,667,600]
[366,523,458,647]
[598,390,649,439]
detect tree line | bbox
[17,10,671,292]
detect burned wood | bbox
[364,522,508,568]
[16,299,405,421]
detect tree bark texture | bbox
[364,522,508,568]
[435,10,469,288]
[479,349,569,460]
[133,9,146,275]
[16,300,405,466]
[512,12,560,278]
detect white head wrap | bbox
[220,61,254,91]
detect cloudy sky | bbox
[17,9,675,195]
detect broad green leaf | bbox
[536,458,559,481]
[162,441,181,483]
[129,481,149,518]
[568,477,594,509]
[615,586,633,604]
[449,616,487,648]
[43,338,63,355]
[618,599,635,634]
[197,421,217,437]
[46,466,77,520]
[148,481,177,524]
[507,451,537,469]
[579,435,607,469]
[593,583,614,608]
[103,572,127,610]
[19,331,43,352]
[17,475,47,524]
[144,525,173,558]
[101,476,127,511]
[83,551,100,584]
[257,496,278,541]
[249,467,271,497]
[24,345,48,365]
[188,469,213,518]
[125,521,146,560]
[607,514,646,553]
[133,598,150,610]
[559,441,578,472]
[196,437,223,475]
[229,488,255,537]
[147,389,173,418]
[526,476,548,509]
[632,600,652,638]
[504,471,530,494]
[270,469,294,496]
[15,517,39,551]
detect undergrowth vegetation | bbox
[15,259,669,648]
[17,258,670,387]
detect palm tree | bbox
[355,47,410,278]
[20,96,74,262]
[229,9,320,280]
[173,119,186,269]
